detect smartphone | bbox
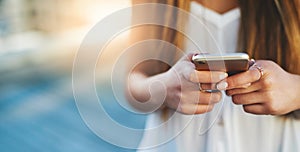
[192,53,250,76]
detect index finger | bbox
[218,66,261,90]
[190,70,228,83]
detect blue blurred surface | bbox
[0,74,146,152]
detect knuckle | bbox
[262,78,272,88]
[266,103,279,115]
[262,91,279,114]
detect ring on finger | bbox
[252,63,264,80]
[198,83,204,91]
[199,83,219,93]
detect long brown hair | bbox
[239,0,300,74]
[164,0,300,74]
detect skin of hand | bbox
[128,53,228,115]
[162,53,228,115]
[217,60,300,115]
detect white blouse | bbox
[138,2,300,152]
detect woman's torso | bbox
[137,2,300,152]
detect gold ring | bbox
[252,64,264,80]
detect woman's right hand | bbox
[162,53,228,115]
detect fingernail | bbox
[217,82,228,90]
[219,73,228,80]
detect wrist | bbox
[128,71,169,108]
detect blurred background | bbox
[0,0,146,151]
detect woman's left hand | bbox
[217,60,300,115]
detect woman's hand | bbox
[162,53,228,115]
[128,53,228,115]
[219,60,300,115]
